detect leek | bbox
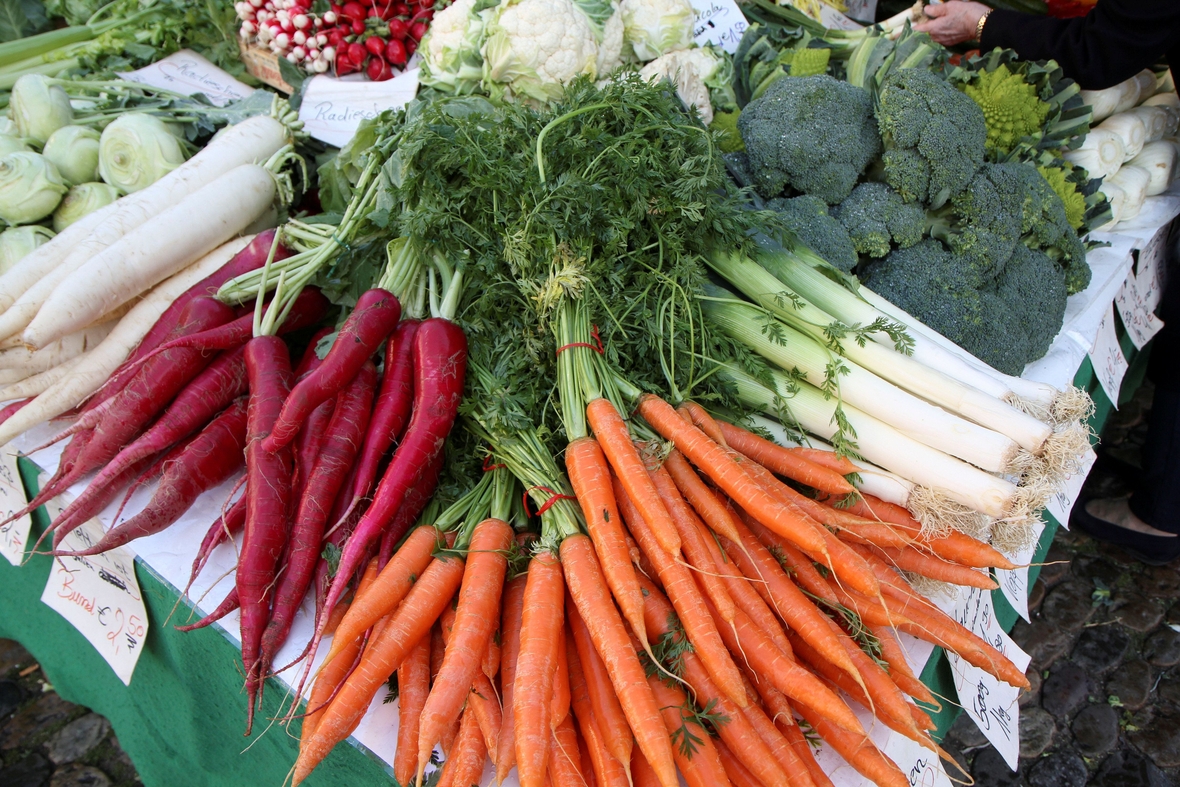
[1108,165,1150,220]
[1128,140,1177,196]
[1099,112,1147,161]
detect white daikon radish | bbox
[1097,182,1126,230]
[0,319,113,373]
[1108,165,1151,219]
[0,238,251,446]
[1128,106,1169,143]
[1064,128,1125,178]
[1099,112,1147,160]
[0,353,86,402]
[22,164,277,349]
[1128,140,1177,195]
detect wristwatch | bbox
[976,9,991,41]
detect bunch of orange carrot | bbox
[287,390,1029,787]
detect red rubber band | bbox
[482,455,506,472]
[555,324,604,356]
[522,486,577,518]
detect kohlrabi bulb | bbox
[53,181,119,231]
[98,114,188,194]
[0,152,68,224]
[0,225,54,275]
[42,125,101,185]
[11,74,74,145]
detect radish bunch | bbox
[236,0,434,80]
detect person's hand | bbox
[913,1,991,46]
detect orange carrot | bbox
[713,738,764,787]
[645,668,733,787]
[483,626,501,683]
[394,635,431,786]
[870,544,998,589]
[921,531,1018,570]
[567,435,649,648]
[790,446,859,475]
[416,518,514,780]
[586,397,681,555]
[630,746,663,787]
[469,671,503,765]
[648,462,737,623]
[636,575,794,787]
[514,549,565,787]
[779,713,836,787]
[568,637,630,787]
[869,624,936,706]
[715,419,855,496]
[549,714,586,787]
[738,688,818,787]
[793,702,908,787]
[551,623,571,730]
[720,514,861,687]
[435,707,486,787]
[568,599,633,771]
[559,533,679,787]
[324,525,441,667]
[293,553,466,784]
[638,395,829,557]
[663,449,741,543]
[683,401,728,447]
[613,474,748,708]
[496,572,528,783]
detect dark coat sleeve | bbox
[979,1,1180,90]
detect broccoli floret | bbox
[926,163,1025,285]
[991,245,1067,364]
[767,195,859,273]
[960,63,1050,156]
[738,75,881,204]
[861,239,1032,374]
[1004,161,1091,293]
[876,68,988,207]
[710,110,745,153]
[833,182,925,258]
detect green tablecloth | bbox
[0,323,1152,786]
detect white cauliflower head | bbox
[595,3,625,76]
[619,0,695,62]
[480,0,599,104]
[639,49,712,124]
[420,0,488,94]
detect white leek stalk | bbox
[1127,106,1169,143]
[1064,128,1125,179]
[1099,112,1147,160]
[1129,69,1159,108]
[1143,93,1180,137]
[1108,165,1151,219]
[1128,140,1177,195]
[1082,79,1139,122]
[722,363,1018,517]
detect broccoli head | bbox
[767,195,859,273]
[876,68,987,207]
[991,244,1067,365]
[959,63,1050,157]
[926,163,1025,285]
[738,74,881,204]
[861,239,1032,374]
[833,182,925,259]
[1008,162,1090,293]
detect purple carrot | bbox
[314,317,466,659]
[78,231,292,417]
[261,360,377,675]
[377,451,442,568]
[262,288,401,453]
[0,398,29,426]
[291,327,336,495]
[240,335,295,734]
[336,319,420,526]
[129,288,331,372]
[49,346,250,537]
[54,399,249,557]
[176,586,240,632]
[185,491,246,597]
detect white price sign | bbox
[995,519,1045,622]
[41,516,148,685]
[884,734,953,787]
[689,0,749,54]
[1044,447,1097,530]
[118,50,255,107]
[298,69,420,147]
[1136,225,1168,312]
[1115,273,1165,350]
[1088,303,1129,408]
[946,586,1031,770]
[0,445,31,566]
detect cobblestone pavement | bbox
[942,380,1180,786]
[0,639,139,787]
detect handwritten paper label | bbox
[0,445,30,566]
[884,734,953,787]
[996,519,1046,622]
[690,0,748,54]
[1044,447,1097,531]
[1136,226,1168,312]
[118,50,255,107]
[947,587,1032,770]
[41,517,147,685]
[299,69,420,147]
[1089,303,1129,408]
[818,3,864,30]
[842,0,878,23]
[1115,274,1165,350]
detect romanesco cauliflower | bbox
[1036,163,1086,230]
[960,63,1050,155]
